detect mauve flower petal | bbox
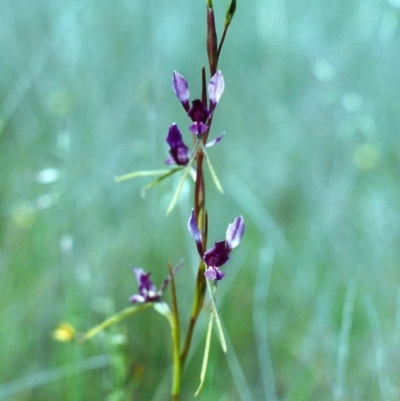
[172,71,190,110]
[203,241,230,267]
[165,156,176,165]
[188,209,203,256]
[189,122,209,135]
[174,146,190,165]
[204,266,226,281]
[130,294,146,303]
[188,99,210,123]
[133,267,147,285]
[225,216,245,251]
[208,71,225,110]
[166,124,190,166]
[131,267,160,303]
[137,272,157,294]
[205,132,224,147]
[166,124,182,147]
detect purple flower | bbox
[172,71,225,136]
[130,268,162,303]
[188,210,245,280]
[165,123,190,166]
[130,264,182,303]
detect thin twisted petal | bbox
[188,209,204,256]
[208,70,225,112]
[225,216,245,252]
[172,71,190,111]
[205,132,224,147]
[203,241,230,268]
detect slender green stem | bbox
[181,69,209,366]
[217,24,229,62]
[171,314,181,399]
[180,260,207,369]
[169,263,182,399]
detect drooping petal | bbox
[166,124,190,166]
[204,266,225,281]
[188,209,204,256]
[203,241,230,268]
[130,294,146,303]
[189,122,209,136]
[172,71,190,111]
[188,99,210,123]
[225,216,245,252]
[208,71,225,113]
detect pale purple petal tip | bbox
[173,71,190,110]
[205,132,224,147]
[204,267,225,281]
[133,267,146,283]
[130,294,146,303]
[208,70,225,109]
[225,216,245,251]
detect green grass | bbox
[1,0,400,400]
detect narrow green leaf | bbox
[166,165,192,215]
[83,304,151,341]
[115,169,173,183]
[194,307,214,397]
[140,168,183,197]
[200,142,224,194]
[206,279,227,352]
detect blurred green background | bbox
[1,0,400,400]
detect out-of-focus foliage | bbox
[1,0,400,400]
